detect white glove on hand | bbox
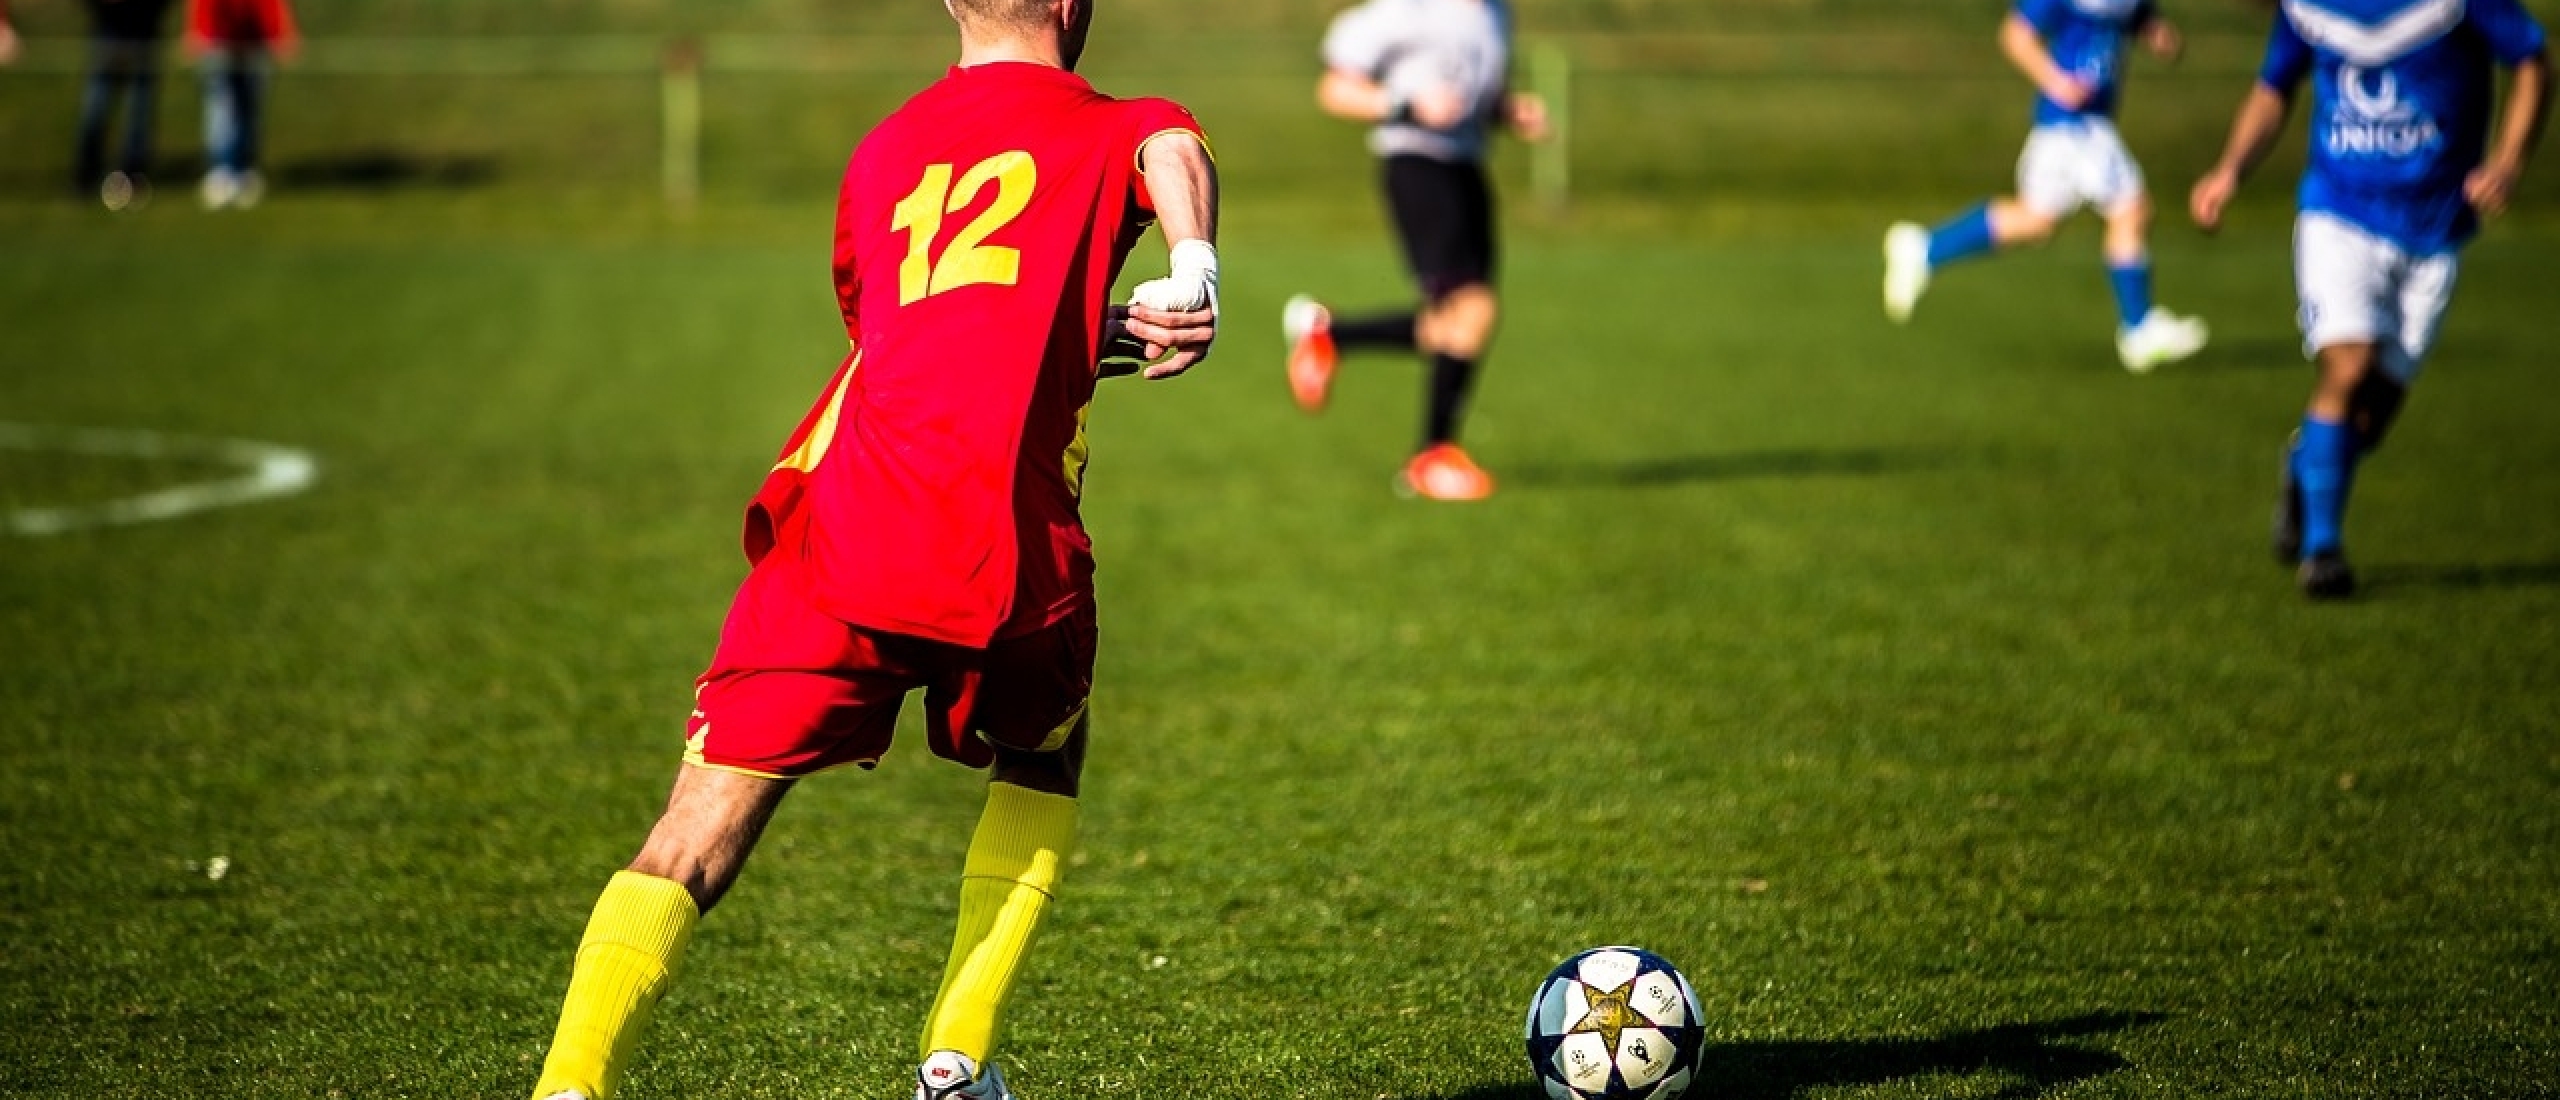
[1129,239,1219,315]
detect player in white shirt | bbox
[1283,0,1549,501]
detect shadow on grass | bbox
[2361,561,2560,593]
[273,149,499,191]
[2180,333,2308,372]
[2,149,494,197]
[1419,1011,2164,1100]
[1509,445,1968,490]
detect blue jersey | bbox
[2017,0,2158,125]
[2262,0,2548,253]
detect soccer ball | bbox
[1523,946,1705,1100]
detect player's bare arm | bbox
[2141,17,2183,63]
[1120,130,1221,379]
[1319,67,1469,130]
[2467,51,2549,217]
[2191,81,2296,231]
[2001,12,2091,111]
[1506,92,1553,144]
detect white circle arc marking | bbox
[1,423,319,537]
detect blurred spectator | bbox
[78,0,182,211]
[185,0,295,209]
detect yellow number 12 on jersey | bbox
[891,151,1038,306]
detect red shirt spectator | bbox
[186,0,295,53]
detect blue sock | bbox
[2293,416,2354,557]
[2109,260,2153,329]
[1925,204,1996,268]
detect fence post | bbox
[662,37,703,211]
[1530,38,1571,212]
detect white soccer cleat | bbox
[1282,294,1328,347]
[200,169,240,210]
[917,1050,1015,1100]
[536,1091,589,1100]
[2117,308,2209,373]
[1883,222,1932,324]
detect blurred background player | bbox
[521,2,1219,1099]
[185,0,295,209]
[2192,0,2548,600]
[76,0,180,211]
[1283,0,1548,502]
[0,1,20,65]
[1884,0,2209,373]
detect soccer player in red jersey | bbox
[525,3,1218,1099]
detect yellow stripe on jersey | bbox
[1063,401,1092,499]
[1133,127,1215,174]
[774,352,862,475]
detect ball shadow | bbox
[1418,1010,2165,1100]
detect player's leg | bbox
[74,42,119,195]
[2290,341,2377,598]
[2103,193,2208,372]
[534,559,909,1100]
[915,616,1097,1100]
[1357,154,1464,359]
[228,56,266,206]
[1885,130,2066,322]
[2283,211,2416,596]
[198,51,242,207]
[2293,247,2457,594]
[1417,281,1497,446]
[2084,124,2204,372]
[2103,192,2157,328]
[917,725,1086,1085]
[532,764,794,1100]
[120,47,159,181]
[1285,156,1439,413]
[1396,157,1499,501]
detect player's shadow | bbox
[272,149,500,191]
[1510,444,1967,490]
[2178,333,2307,371]
[1418,1011,2163,1100]
[2359,561,2560,594]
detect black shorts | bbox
[1383,154,1497,301]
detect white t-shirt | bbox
[1321,0,1512,163]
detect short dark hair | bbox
[950,0,1054,33]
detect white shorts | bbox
[2293,212,2461,384]
[2016,119,2146,219]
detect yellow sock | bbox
[920,782,1080,1064]
[531,871,700,1100]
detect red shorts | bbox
[684,560,1095,778]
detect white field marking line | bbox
[0,423,319,537]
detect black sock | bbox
[1424,353,1478,447]
[1332,312,1418,352]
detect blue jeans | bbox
[76,37,161,188]
[200,48,268,175]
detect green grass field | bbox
[5,2,2559,1097]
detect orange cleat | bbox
[1398,443,1496,502]
[1282,294,1338,413]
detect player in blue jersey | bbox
[1885,0,2210,372]
[2192,0,2548,600]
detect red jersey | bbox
[186,0,295,48]
[743,62,1205,648]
